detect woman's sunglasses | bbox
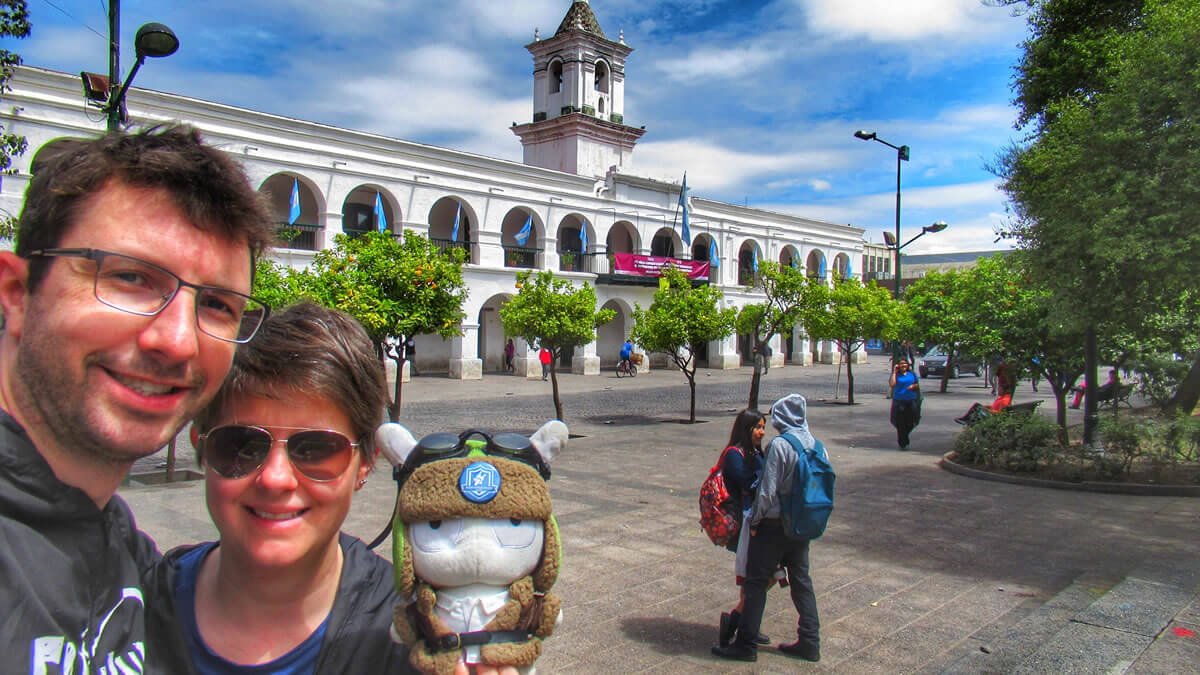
[197,424,359,482]
[396,428,550,486]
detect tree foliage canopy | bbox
[499,269,614,420]
[631,269,736,422]
[735,262,823,407]
[803,277,900,404]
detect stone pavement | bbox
[120,358,1200,673]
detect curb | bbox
[939,452,1200,497]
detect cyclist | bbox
[619,338,634,373]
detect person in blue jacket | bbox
[889,359,922,450]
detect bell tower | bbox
[512,0,645,178]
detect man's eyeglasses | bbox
[397,428,550,486]
[197,424,359,482]
[27,248,268,344]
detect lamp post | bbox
[854,130,910,299]
[103,2,179,131]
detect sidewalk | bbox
[121,359,1200,673]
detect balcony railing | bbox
[276,223,320,251]
[431,238,471,261]
[504,246,538,269]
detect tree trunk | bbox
[748,366,762,409]
[680,354,698,423]
[165,437,177,483]
[845,345,856,405]
[551,365,563,421]
[1165,350,1200,416]
[390,355,404,422]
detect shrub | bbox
[953,412,1059,472]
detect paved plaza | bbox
[121,358,1200,673]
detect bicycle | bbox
[616,358,638,378]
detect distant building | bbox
[0,1,869,377]
[862,247,1009,295]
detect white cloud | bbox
[653,44,774,83]
[800,0,1016,43]
[633,138,845,192]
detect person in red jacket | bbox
[539,346,552,380]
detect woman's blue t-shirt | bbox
[892,371,921,401]
[174,543,329,675]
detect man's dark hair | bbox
[16,124,275,289]
[193,301,387,468]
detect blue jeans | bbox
[735,518,820,648]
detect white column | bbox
[708,334,740,370]
[819,339,837,364]
[449,323,483,380]
[572,341,601,375]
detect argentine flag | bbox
[514,215,533,246]
[678,173,691,246]
[451,203,462,241]
[709,239,719,269]
[580,222,589,253]
[751,249,759,273]
[288,178,301,225]
[374,192,388,232]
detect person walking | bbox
[504,338,516,374]
[404,335,418,375]
[889,360,921,450]
[539,346,552,380]
[712,393,822,663]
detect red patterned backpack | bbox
[699,446,741,546]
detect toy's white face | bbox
[410,516,545,588]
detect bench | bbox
[958,399,1042,426]
[1097,383,1134,410]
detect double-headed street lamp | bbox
[82,1,179,131]
[854,130,910,300]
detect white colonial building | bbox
[0,0,865,380]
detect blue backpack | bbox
[779,432,835,540]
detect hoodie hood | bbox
[771,393,816,449]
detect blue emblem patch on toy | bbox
[459,461,501,503]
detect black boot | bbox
[718,612,737,647]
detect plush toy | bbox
[375,421,566,675]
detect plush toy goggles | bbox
[396,428,551,485]
[198,424,359,482]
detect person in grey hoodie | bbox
[712,393,821,663]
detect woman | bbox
[716,408,772,649]
[151,302,411,672]
[504,338,515,373]
[889,360,921,450]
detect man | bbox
[404,334,418,375]
[712,393,821,663]
[0,126,274,672]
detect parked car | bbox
[918,347,983,378]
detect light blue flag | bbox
[374,192,387,232]
[709,239,719,269]
[846,258,853,279]
[790,257,798,270]
[580,221,588,254]
[819,257,827,278]
[678,173,691,246]
[751,249,759,273]
[451,203,461,241]
[515,214,532,246]
[288,178,301,225]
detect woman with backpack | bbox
[716,408,773,649]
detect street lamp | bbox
[854,130,910,299]
[92,2,179,131]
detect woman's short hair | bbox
[193,301,387,468]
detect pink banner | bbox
[612,253,710,279]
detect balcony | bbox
[504,246,538,269]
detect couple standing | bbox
[711,395,823,664]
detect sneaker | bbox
[718,612,736,648]
[754,632,771,645]
[778,640,820,661]
[711,643,757,662]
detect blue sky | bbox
[4,0,1031,253]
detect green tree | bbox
[251,257,308,310]
[1000,0,1200,413]
[804,278,900,405]
[0,0,30,240]
[736,262,821,408]
[903,270,973,393]
[301,231,467,419]
[631,268,737,423]
[500,270,615,421]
